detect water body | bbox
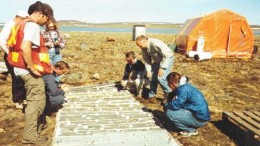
[59,26,260,35]
[59,26,180,34]
[252,29,260,36]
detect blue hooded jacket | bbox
[165,77,210,121]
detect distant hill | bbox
[57,20,260,29]
[250,25,260,29]
[57,20,182,28]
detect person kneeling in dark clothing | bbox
[121,51,147,96]
[43,61,70,109]
[38,61,70,134]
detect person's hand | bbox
[130,74,137,80]
[147,71,152,78]
[121,80,128,87]
[31,69,42,77]
[158,68,164,77]
[162,97,168,104]
[54,41,60,46]
[45,42,52,47]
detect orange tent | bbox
[175,9,255,58]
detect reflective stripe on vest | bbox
[11,52,19,62]
[10,49,50,64]
[34,64,44,72]
[7,26,21,47]
[39,52,50,63]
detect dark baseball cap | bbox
[28,1,56,22]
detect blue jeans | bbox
[148,57,173,98]
[48,47,62,82]
[166,108,207,132]
[48,47,62,65]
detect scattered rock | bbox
[111,61,118,67]
[0,128,5,133]
[63,33,70,38]
[0,73,7,81]
[92,73,100,80]
[106,37,116,42]
[63,73,83,83]
[0,62,8,73]
[1,109,15,120]
[251,76,259,81]
[80,43,89,51]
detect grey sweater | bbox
[141,38,173,72]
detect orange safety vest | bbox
[7,19,53,74]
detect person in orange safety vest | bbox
[7,19,52,75]
[7,1,56,145]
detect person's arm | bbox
[57,31,66,48]
[0,21,13,53]
[165,89,187,110]
[0,39,8,53]
[154,40,173,69]
[154,41,173,77]
[141,49,152,65]
[21,22,43,76]
[122,64,130,80]
[141,50,152,76]
[135,61,146,79]
[21,40,42,77]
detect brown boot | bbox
[146,97,157,104]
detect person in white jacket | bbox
[0,10,28,108]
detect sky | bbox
[0,0,259,25]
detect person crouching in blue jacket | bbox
[163,72,210,137]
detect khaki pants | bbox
[20,74,46,139]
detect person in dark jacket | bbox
[163,72,210,137]
[121,51,147,96]
[38,61,70,134]
[43,61,70,108]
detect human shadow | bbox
[141,107,179,133]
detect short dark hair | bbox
[54,61,70,70]
[166,72,181,84]
[28,1,56,22]
[125,51,136,59]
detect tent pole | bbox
[227,23,232,57]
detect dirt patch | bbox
[0,32,259,146]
